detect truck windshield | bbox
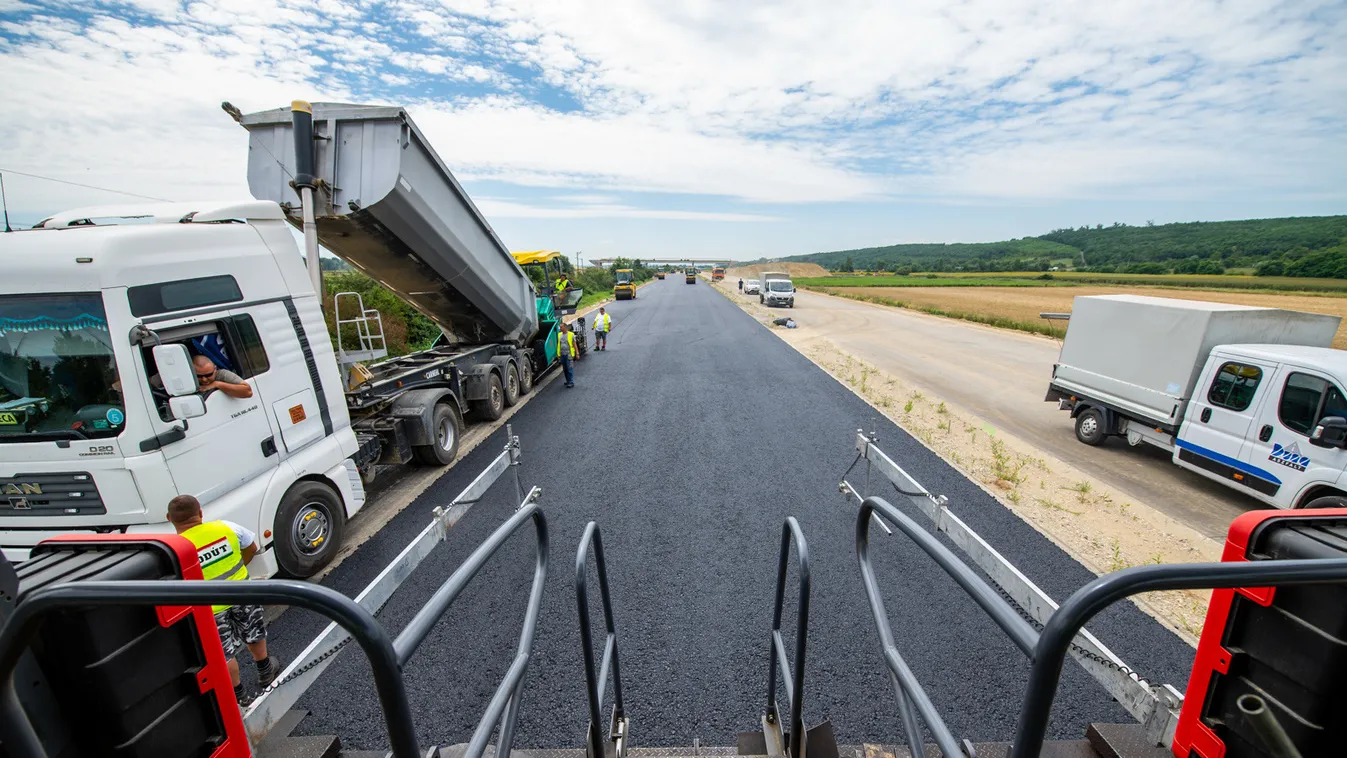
[0,294,125,442]
[768,281,793,291]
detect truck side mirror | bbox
[167,395,207,421]
[1309,416,1347,449]
[152,344,197,397]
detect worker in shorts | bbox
[592,307,611,351]
[167,495,280,703]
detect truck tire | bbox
[503,363,521,407]
[413,402,461,465]
[519,358,535,394]
[273,481,346,578]
[1075,407,1106,446]
[472,372,505,421]
[1301,494,1347,509]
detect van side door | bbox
[1174,355,1278,499]
[1241,365,1347,508]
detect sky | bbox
[1,0,1344,261]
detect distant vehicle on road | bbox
[685,269,697,284]
[1046,294,1347,510]
[744,279,760,294]
[656,272,666,279]
[759,273,795,308]
[614,269,637,300]
[712,266,725,281]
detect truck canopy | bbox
[240,103,538,347]
[1054,295,1341,425]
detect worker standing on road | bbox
[593,307,611,351]
[738,278,743,292]
[167,495,280,703]
[559,321,577,388]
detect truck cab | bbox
[1174,345,1347,509]
[0,201,364,577]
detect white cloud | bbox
[475,198,776,221]
[0,0,1342,221]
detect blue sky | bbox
[1,0,1344,260]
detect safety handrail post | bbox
[390,489,547,758]
[576,522,627,758]
[765,517,810,758]
[0,580,421,758]
[1008,557,1347,758]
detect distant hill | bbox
[783,216,1347,277]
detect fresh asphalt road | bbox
[268,277,1194,751]
[780,289,1258,540]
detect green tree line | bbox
[785,215,1347,278]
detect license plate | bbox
[0,413,18,425]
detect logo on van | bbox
[1269,442,1310,472]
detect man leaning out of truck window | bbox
[193,355,252,399]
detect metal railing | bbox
[764,517,811,758]
[576,522,628,758]
[1,473,546,758]
[333,290,388,364]
[393,494,548,758]
[0,580,422,758]
[841,431,1184,744]
[246,428,526,741]
[856,494,1347,758]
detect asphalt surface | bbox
[267,277,1195,751]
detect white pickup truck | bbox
[1046,294,1347,510]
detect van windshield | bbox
[768,280,793,292]
[0,294,125,442]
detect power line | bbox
[0,168,174,202]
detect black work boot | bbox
[256,655,281,688]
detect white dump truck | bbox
[1046,294,1347,509]
[0,102,574,577]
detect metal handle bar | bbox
[767,516,811,758]
[0,579,420,758]
[393,496,548,758]
[576,521,627,758]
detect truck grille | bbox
[0,472,106,516]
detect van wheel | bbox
[473,373,505,421]
[519,359,535,394]
[274,481,345,578]
[503,364,521,407]
[1075,408,1106,446]
[413,402,461,465]
[1301,494,1347,510]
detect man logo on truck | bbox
[1269,441,1310,472]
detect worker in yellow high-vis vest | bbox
[559,321,577,388]
[592,307,612,351]
[168,494,281,703]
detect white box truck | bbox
[1046,294,1347,509]
[0,103,567,577]
[759,272,795,308]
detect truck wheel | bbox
[503,364,521,407]
[1301,494,1347,509]
[1075,408,1106,446]
[413,402,461,465]
[473,373,505,421]
[274,481,345,578]
[519,358,535,394]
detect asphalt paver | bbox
[268,277,1195,751]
